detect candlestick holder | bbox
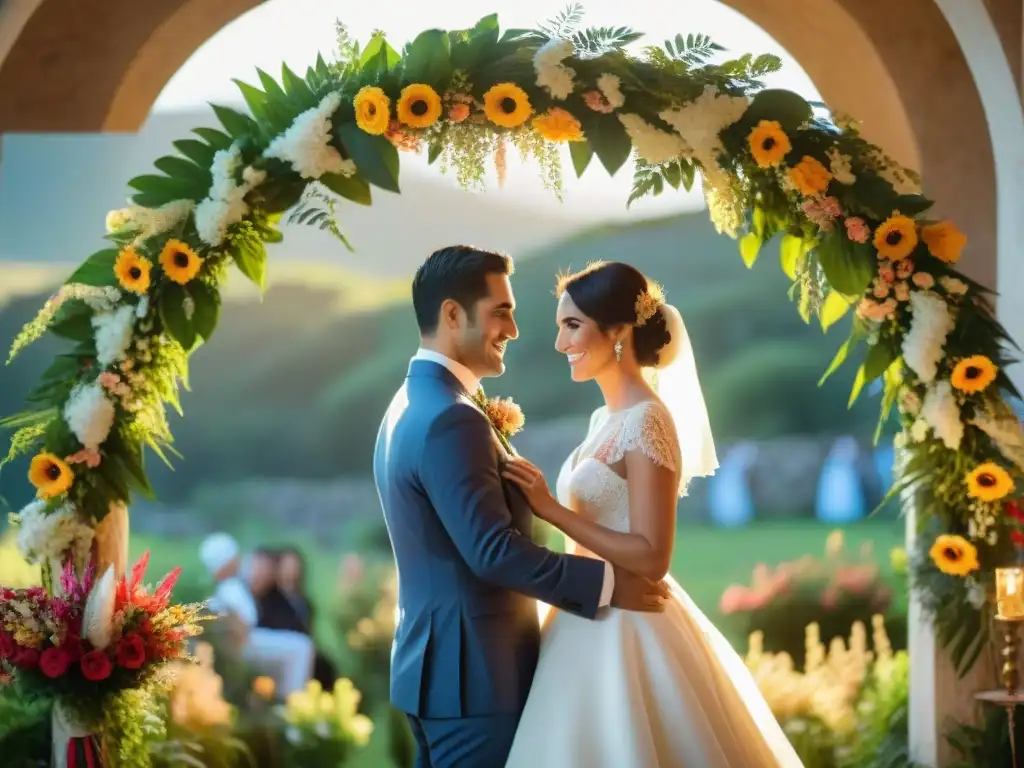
[1001,618,1024,695]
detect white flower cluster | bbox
[868,148,921,196]
[703,178,745,237]
[596,74,625,109]
[919,381,963,450]
[264,92,355,181]
[617,113,688,165]
[92,304,137,367]
[658,85,748,175]
[534,39,576,100]
[827,147,856,185]
[901,291,955,383]
[970,401,1024,471]
[13,500,94,569]
[105,200,195,241]
[195,144,267,246]
[64,382,116,453]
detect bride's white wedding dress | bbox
[505,401,804,767]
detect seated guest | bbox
[276,546,339,688]
[253,546,339,689]
[200,533,314,697]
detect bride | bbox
[501,261,803,767]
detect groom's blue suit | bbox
[373,359,606,767]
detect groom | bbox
[373,245,669,768]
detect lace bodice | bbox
[555,401,680,538]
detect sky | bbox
[150,0,821,220]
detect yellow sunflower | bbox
[787,156,832,197]
[921,220,967,264]
[159,239,203,285]
[354,86,391,135]
[951,355,998,394]
[966,462,1016,502]
[532,108,584,142]
[873,213,918,261]
[397,84,442,129]
[748,120,791,168]
[483,83,533,128]
[28,452,74,499]
[929,534,979,577]
[114,246,152,295]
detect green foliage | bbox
[947,706,1024,768]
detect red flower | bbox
[1012,530,1024,547]
[12,646,39,669]
[80,650,112,682]
[0,633,15,659]
[116,634,146,670]
[39,647,71,678]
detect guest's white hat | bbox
[200,532,240,576]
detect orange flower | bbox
[482,396,525,437]
[158,239,203,285]
[532,108,584,142]
[448,103,470,123]
[921,220,967,264]
[873,214,919,261]
[748,120,791,168]
[28,452,74,499]
[787,156,832,197]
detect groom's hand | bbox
[610,566,670,613]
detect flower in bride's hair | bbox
[481,396,525,438]
[634,282,665,326]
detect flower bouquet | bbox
[0,552,205,766]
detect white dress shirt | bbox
[411,348,615,608]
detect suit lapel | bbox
[409,360,528,532]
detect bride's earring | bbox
[614,340,623,361]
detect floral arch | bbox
[2,8,1022,755]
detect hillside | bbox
[0,210,883,509]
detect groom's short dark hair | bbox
[412,245,514,335]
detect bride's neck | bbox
[595,365,651,412]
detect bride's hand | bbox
[502,458,556,517]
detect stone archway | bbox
[0,0,265,132]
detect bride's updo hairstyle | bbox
[556,261,671,368]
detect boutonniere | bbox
[473,388,525,454]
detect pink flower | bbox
[845,216,870,243]
[448,103,470,123]
[97,371,120,390]
[878,264,896,284]
[583,90,615,114]
[819,196,842,218]
[856,298,898,322]
[820,586,841,610]
[719,585,753,615]
[895,258,914,280]
[872,278,890,299]
[912,272,935,289]
[894,281,911,302]
[65,449,101,468]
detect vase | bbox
[52,700,103,767]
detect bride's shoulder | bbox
[588,405,609,431]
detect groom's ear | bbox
[439,298,463,330]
